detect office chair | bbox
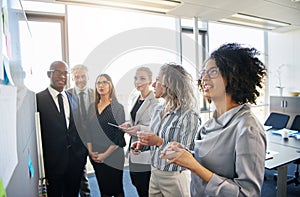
[287,115,300,186]
[264,113,290,182]
[264,112,290,130]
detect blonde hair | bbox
[160,63,199,111]
[136,66,152,81]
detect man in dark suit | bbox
[68,64,94,197]
[36,61,88,197]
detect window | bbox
[19,13,67,93]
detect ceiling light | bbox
[219,13,291,30]
[54,0,181,14]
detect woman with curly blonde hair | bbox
[132,63,201,197]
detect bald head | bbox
[47,61,69,92]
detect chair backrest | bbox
[290,115,300,131]
[264,112,290,129]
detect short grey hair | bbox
[70,64,88,75]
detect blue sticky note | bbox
[28,154,34,178]
[3,65,9,85]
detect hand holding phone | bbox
[130,146,141,153]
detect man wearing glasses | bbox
[36,61,88,197]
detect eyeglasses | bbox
[74,75,87,80]
[49,70,69,76]
[96,81,110,86]
[199,67,220,80]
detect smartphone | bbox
[130,147,141,152]
[107,122,120,128]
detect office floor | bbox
[262,165,300,197]
[86,165,300,197]
[88,166,138,197]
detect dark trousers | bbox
[130,170,151,197]
[129,161,151,197]
[79,164,90,197]
[46,151,85,197]
[92,161,124,196]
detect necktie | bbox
[79,91,87,118]
[57,93,67,128]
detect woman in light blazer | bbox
[120,67,158,197]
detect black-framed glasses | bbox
[49,70,69,76]
[96,81,110,86]
[199,67,220,80]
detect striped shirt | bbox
[150,104,201,171]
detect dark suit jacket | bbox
[67,87,94,108]
[67,87,94,142]
[36,88,88,177]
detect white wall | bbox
[268,29,300,96]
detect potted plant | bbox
[275,64,287,96]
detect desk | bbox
[265,131,300,197]
[267,131,300,149]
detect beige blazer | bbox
[128,91,158,142]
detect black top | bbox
[97,104,126,147]
[130,99,144,122]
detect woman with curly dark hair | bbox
[161,43,267,197]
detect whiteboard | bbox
[0,85,18,188]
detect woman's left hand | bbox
[95,153,106,163]
[137,131,161,146]
[160,142,195,169]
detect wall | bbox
[268,29,300,96]
[2,0,39,196]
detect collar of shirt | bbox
[48,86,68,99]
[74,87,87,95]
[48,86,70,128]
[210,104,246,130]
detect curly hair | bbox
[160,63,199,111]
[208,43,267,104]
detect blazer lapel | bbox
[45,89,61,115]
[134,93,154,125]
[129,95,139,112]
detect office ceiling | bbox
[169,0,300,32]
[35,0,300,32]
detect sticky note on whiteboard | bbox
[28,154,34,178]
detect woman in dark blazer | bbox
[86,74,126,197]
